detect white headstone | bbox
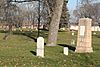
[93,32,96,35]
[37,37,44,58]
[64,47,68,55]
[72,32,74,36]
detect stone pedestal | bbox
[37,37,44,57]
[75,18,93,53]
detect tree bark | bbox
[47,0,64,46]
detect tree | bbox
[60,0,70,29]
[0,1,22,40]
[42,0,69,29]
[73,0,100,25]
[47,0,64,46]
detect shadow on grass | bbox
[40,29,48,31]
[93,35,100,38]
[22,33,37,42]
[12,31,38,42]
[0,30,8,33]
[58,44,76,51]
[30,51,36,56]
[17,33,47,45]
[0,30,48,42]
[13,31,48,45]
[0,30,48,45]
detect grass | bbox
[0,30,100,67]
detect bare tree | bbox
[0,1,24,40]
[73,0,100,25]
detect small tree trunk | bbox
[3,24,12,40]
[47,0,64,46]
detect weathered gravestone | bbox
[64,47,68,55]
[75,18,93,53]
[37,37,44,57]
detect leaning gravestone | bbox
[75,18,93,53]
[37,37,44,57]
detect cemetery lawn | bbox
[0,31,100,67]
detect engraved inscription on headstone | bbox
[80,26,85,36]
[37,37,44,57]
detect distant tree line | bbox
[0,0,70,43]
[73,0,100,25]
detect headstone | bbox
[75,18,93,53]
[60,28,65,31]
[71,39,75,45]
[72,32,74,36]
[93,32,96,35]
[64,47,68,55]
[37,37,44,57]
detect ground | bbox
[0,30,100,67]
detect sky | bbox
[67,0,100,11]
[12,0,77,11]
[67,0,77,12]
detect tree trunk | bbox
[47,0,64,46]
[3,24,12,40]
